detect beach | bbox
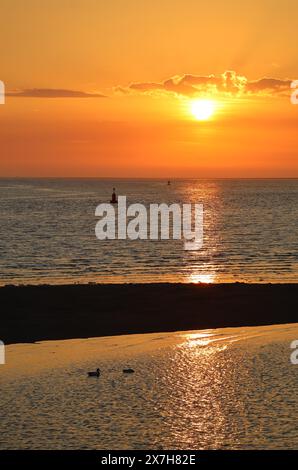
[1,283,297,345]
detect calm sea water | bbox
[0,178,297,284]
[1,324,298,449]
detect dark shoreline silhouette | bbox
[1,283,297,345]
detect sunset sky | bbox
[0,0,297,177]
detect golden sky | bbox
[0,0,297,177]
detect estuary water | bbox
[0,323,297,449]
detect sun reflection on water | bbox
[182,332,214,348]
[188,272,216,284]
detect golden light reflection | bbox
[182,332,235,352]
[182,332,214,348]
[188,272,216,284]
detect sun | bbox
[190,99,215,120]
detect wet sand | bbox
[0,283,297,344]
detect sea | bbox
[0,178,297,285]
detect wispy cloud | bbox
[116,71,293,98]
[7,88,106,98]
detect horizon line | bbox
[1,176,298,180]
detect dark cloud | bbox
[120,71,293,98]
[129,82,162,91]
[246,78,292,94]
[7,74,293,101]
[7,88,106,98]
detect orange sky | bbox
[0,0,297,177]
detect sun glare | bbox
[190,99,215,121]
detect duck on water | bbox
[87,368,135,376]
[87,368,101,377]
[123,368,134,374]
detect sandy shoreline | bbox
[1,283,297,344]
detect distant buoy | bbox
[110,187,118,204]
